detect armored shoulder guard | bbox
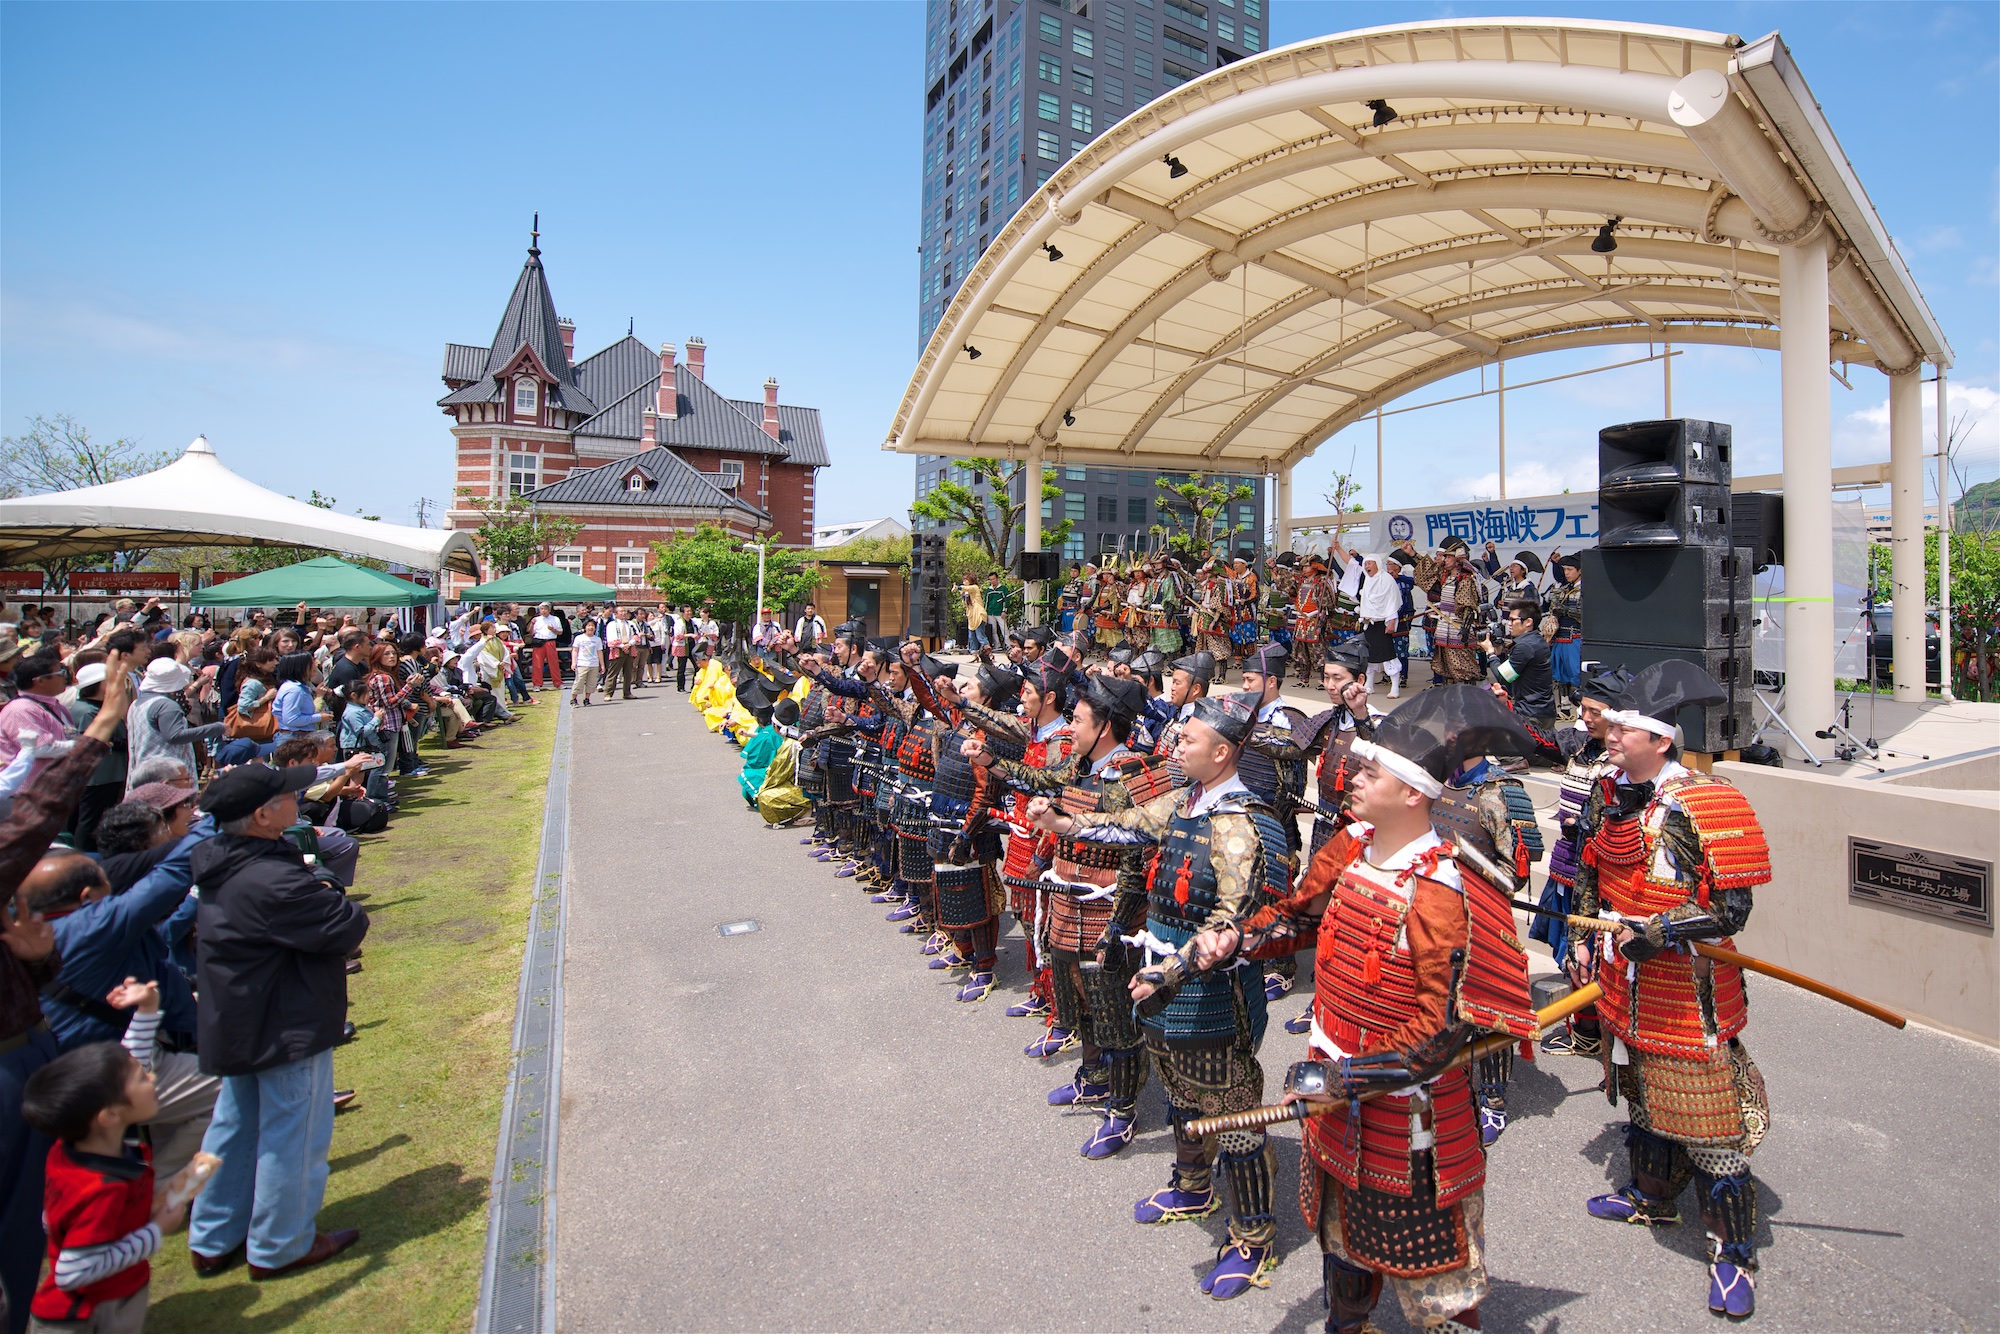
[1110,752,1177,807]
[1657,774,1772,891]
[1497,779,1544,861]
[1438,849,1538,1040]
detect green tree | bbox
[1151,471,1254,559]
[647,524,821,630]
[0,414,173,581]
[910,458,1075,566]
[456,491,584,578]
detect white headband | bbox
[1602,707,1677,739]
[1351,738,1444,800]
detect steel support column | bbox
[1024,441,1046,625]
[1780,235,1834,755]
[1888,369,1926,701]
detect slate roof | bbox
[442,343,489,384]
[524,448,769,519]
[573,334,659,413]
[438,246,596,413]
[728,399,831,467]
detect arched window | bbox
[627,473,647,492]
[514,378,538,413]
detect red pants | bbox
[531,640,562,688]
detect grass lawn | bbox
[146,697,559,1333]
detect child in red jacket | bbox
[21,979,213,1334]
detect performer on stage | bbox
[1194,564,1233,675]
[1533,664,1631,1058]
[1029,694,1293,1301]
[1144,559,1183,655]
[1402,537,1484,685]
[1225,557,1262,672]
[1291,554,1335,673]
[1573,660,1772,1320]
[969,674,1171,1157]
[1543,555,1584,711]
[1214,685,1540,1334]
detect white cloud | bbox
[1443,455,1599,502]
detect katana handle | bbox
[1184,982,1606,1139]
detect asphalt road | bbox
[554,678,2000,1333]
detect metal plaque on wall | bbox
[1848,837,1992,928]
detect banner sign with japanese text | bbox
[65,571,184,594]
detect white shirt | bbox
[1185,773,1251,818]
[604,618,634,646]
[531,615,561,641]
[571,634,604,670]
[795,615,826,642]
[1359,570,1401,621]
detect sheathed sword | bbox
[1508,897,1907,1030]
[1185,982,1605,1138]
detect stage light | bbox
[1366,99,1397,128]
[1062,411,1076,427]
[1592,217,1621,254]
[1043,242,1064,262]
[963,344,982,360]
[1163,154,1189,179]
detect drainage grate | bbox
[717,919,761,937]
[476,694,573,1334]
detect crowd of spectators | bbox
[0,595,549,1333]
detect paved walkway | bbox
[553,678,2000,1332]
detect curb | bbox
[475,695,573,1334]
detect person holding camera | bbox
[1482,599,1556,728]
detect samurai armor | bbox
[1141,797,1279,1049]
[1589,775,1769,1059]
[1613,1040,1768,1149]
[934,861,997,931]
[1329,1159,1472,1279]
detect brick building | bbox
[440,232,829,598]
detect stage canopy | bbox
[0,436,480,577]
[190,556,437,608]
[886,19,1947,476]
[459,561,615,602]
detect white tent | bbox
[0,436,479,576]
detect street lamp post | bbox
[743,541,767,642]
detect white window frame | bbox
[718,459,745,490]
[507,452,539,497]
[553,549,584,576]
[514,378,538,413]
[627,473,647,492]
[615,551,646,588]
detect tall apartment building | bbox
[912,0,1271,566]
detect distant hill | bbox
[1957,479,2000,533]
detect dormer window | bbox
[627,473,647,492]
[718,460,744,491]
[514,378,539,413]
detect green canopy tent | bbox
[190,555,437,608]
[458,561,615,602]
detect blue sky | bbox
[2,1,1994,532]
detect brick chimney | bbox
[642,410,657,446]
[762,377,782,441]
[557,317,576,364]
[657,343,677,419]
[686,335,706,382]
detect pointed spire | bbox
[529,211,541,259]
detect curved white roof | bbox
[0,436,480,576]
[887,18,1948,473]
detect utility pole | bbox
[413,497,436,529]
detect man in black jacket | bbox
[185,763,369,1280]
[1483,598,1557,729]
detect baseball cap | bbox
[198,762,316,822]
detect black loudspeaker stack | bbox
[1014,549,1057,581]
[912,532,949,639]
[1586,418,1752,753]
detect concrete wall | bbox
[1875,749,2000,793]
[1717,760,1999,1045]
